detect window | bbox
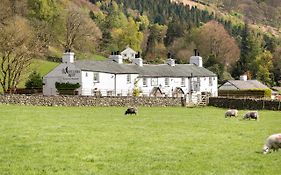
[181,78,185,86]
[151,78,158,86]
[127,74,131,84]
[85,72,88,77]
[143,78,147,86]
[93,73,99,82]
[209,77,213,86]
[165,78,169,86]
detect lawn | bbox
[0,106,280,175]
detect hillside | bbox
[0,0,281,93]
[173,0,281,36]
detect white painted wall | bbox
[43,63,81,96]
[121,48,137,61]
[115,74,138,96]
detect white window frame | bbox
[143,78,147,86]
[127,74,131,84]
[181,78,185,87]
[151,78,158,86]
[209,77,213,86]
[165,78,169,86]
[93,73,99,82]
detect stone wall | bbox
[0,95,184,107]
[209,97,281,110]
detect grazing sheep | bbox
[225,109,238,118]
[243,111,259,120]
[125,107,138,115]
[263,133,281,154]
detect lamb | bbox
[125,107,138,115]
[225,109,238,118]
[243,111,259,120]
[263,133,281,154]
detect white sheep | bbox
[243,111,259,120]
[225,109,238,118]
[263,133,281,154]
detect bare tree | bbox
[195,20,240,68]
[64,8,102,51]
[0,16,43,93]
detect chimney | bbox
[194,49,197,56]
[62,50,75,63]
[190,49,202,67]
[133,52,143,66]
[166,52,175,66]
[240,75,247,81]
[109,50,123,64]
[190,56,203,67]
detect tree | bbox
[0,16,44,93]
[193,21,240,80]
[232,24,262,79]
[195,21,240,67]
[272,46,281,85]
[145,23,168,61]
[28,0,59,23]
[0,0,28,25]
[111,17,143,51]
[25,71,43,89]
[64,8,102,52]
[252,51,273,86]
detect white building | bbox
[121,46,137,61]
[43,51,218,103]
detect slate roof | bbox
[74,60,216,77]
[219,80,269,90]
[121,47,137,54]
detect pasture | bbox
[0,105,280,175]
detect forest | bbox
[0,0,280,92]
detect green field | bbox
[0,106,280,175]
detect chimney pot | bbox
[194,49,197,56]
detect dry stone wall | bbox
[209,97,281,110]
[0,95,183,107]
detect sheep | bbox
[125,107,138,115]
[243,111,259,120]
[263,133,281,154]
[225,109,238,118]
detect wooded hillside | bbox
[0,0,280,92]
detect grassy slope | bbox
[17,60,59,88]
[0,106,280,174]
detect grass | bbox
[0,106,280,175]
[17,59,59,89]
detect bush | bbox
[25,71,43,89]
[55,82,80,95]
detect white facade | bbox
[121,46,137,61]
[43,51,218,103]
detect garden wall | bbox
[0,95,183,107]
[209,97,281,110]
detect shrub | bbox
[25,71,43,89]
[55,82,80,95]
